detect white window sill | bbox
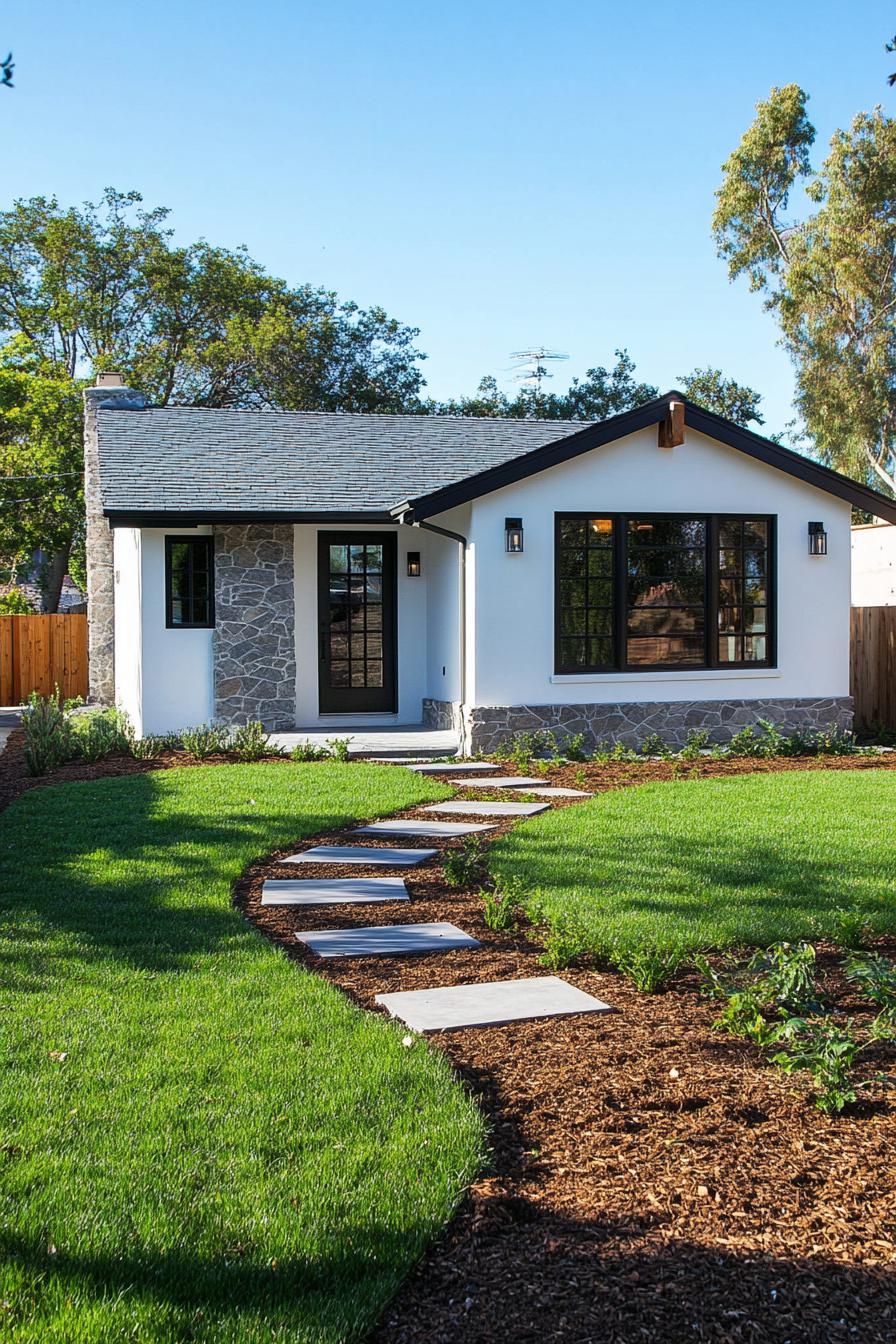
[549,668,782,686]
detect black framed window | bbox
[165,536,214,629]
[554,514,774,673]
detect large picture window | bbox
[554,514,773,673]
[165,536,215,629]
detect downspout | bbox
[396,511,467,720]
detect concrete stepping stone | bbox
[282,844,438,867]
[406,761,498,774]
[352,819,497,838]
[423,800,550,817]
[375,975,614,1032]
[295,922,480,958]
[525,786,593,797]
[453,776,542,788]
[261,878,410,906]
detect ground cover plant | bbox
[492,770,896,974]
[0,763,484,1343]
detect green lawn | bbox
[0,763,485,1344]
[491,770,896,956]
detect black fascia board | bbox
[105,508,396,528]
[399,392,896,526]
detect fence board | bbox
[851,606,896,733]
[0,614,88,704]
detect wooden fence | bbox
[0,614,88,704]
[851,606,896,733]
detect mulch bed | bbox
[4,735,896,1341]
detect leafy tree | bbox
[0,338,83,610]
[677,367,764,426]
[426,350,658,420]
[0,190,425,604]
[713,86,896,495]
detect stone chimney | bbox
[83,374,146,704]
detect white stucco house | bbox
[83,377,896,754]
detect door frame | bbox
[316,531,398,715]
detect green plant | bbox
[844,952,896,1025]
[749,941,823,1015]
[0,586,35,613]
[325,736,352,762]
[533,757,552,777]
[639,732,673,759]
[679,728,710,760]
[494,729,557,769]
[180,722,230,760]
[610,941,683,992]
[443,835,490,888]
[573,767,588,789]
[130,734,168,760]
[538,917,587,969]
[482,884,517,931]
[20,688,80,776]
[231,719,280,762]
[289,740,332,762]
[561,731,588,762]
[771,1016,861,1114]
[829,908,875,951]
[72,707,134,762]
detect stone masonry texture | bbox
[425,696,854,756]
[84,386,146,705]
[213,525,296,728]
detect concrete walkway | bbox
[0,707,20,756]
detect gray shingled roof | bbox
[97,406,594,517]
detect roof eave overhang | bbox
[104,508,396,528]
[398,395,896,526]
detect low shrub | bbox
[289,740,332,762]
[0,587,35,614]
[180,722,230,760]
[21,688,80,776]
[481,886,517,932]
[771,1016,862,1115]
[231,720,280,762]
[325,736,352,763]
[638,732,674,759]
[130,734,168,760]
[538,916,587,970]
[72,708,134,762]
[610,942,684,992]
[494,730,557,769]
[443,835,490,888]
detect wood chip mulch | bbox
[4,735,896,1342]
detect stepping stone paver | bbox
[375,975,614,1032]
[261,877,410,906]
[295,922,480,958]
[283,844,438,867]
[352,819,497,838]
[406,761,498,774]
[424,800,550,817]
[524,786,593,797]
[453,776,543,788]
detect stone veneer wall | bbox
[213,525,297,728]
[83,384,147,705]
[425,696,854,756]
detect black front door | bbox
[318,533,397,713]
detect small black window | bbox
[165,536,214,628]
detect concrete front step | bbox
[261,877,410,906]
[282,844,438,867]
[352,819,497,838]
[295,922,480,958]
[375,975,614,1031]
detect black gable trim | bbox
[398,393,896,525]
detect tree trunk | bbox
[39,546,71,613]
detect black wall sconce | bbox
[808,521,827,556]
[505,517,524,553]
[406,551,421,577]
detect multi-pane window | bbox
[165,536,214,628]
[327,542,385,689]
[554,514,773,672]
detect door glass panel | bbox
[329,545,348,574]
[367,661,383,687]
[365,545,383,571]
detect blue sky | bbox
[2,0,892,434]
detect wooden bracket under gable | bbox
[658,400,685,448]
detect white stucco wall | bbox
[454,425,852,707]
[294,523,438,726]
[423,504,470,705]
[852,523,896,606]
[114,527,215,736]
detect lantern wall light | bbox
[505,517,524,553]
[406,551,421,577]
[808,521,827,556]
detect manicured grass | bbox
[491,770,896,956]
[0,763,485,1343]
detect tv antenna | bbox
[508,346,569,392]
